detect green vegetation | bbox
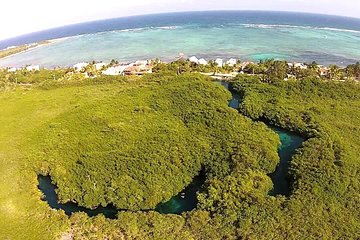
[0,70,279,239]
[1,67,359,239]
[230,77,360,238]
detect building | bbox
[198,58,208,65]
[189,56,199,64]
[73,62,89,72]
[8,67,19,72]
[215,58,223,67]
[294,63,308,70]
[26,65,40,71]
[102,65,127,76]
[319,66,329,77]
[123,64,152,76]
[226,58,237,66]
[94,63,107,70]
[134,60,148,67]
[240,61,254,70]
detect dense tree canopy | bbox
[28,73,279,212]
[1,69,359,239]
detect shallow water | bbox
[1,11,360,67]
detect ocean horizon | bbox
[1,11,360,67]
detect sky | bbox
[0,0,359,40]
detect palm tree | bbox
[208,60,218,76]
[328,64,341,80]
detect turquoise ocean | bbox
[0,11,360,67]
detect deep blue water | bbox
[1,11,360,49]
[1,11,360,67]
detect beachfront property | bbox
[188,56,238,67]
[94,62,107,70]
[73,62,89,72]
[226,58,237,66]
[198,58,208,65]
[189,56,199,64]
[318,65,330,76]
[101,60,152,76]
[215,59,223,67]
[124,61,153,75]
[240,61,254,70]
[8,67,19,72]
[102,65,127,76]
[294,63,308,69]
[25,65,40,71]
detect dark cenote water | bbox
[216,81,305,196]
[38,170,205,218]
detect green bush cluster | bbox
[2,71,359,239]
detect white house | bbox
[198,58,208,65]
[226,58,237,66]
[215,58,223,68]
[26,65,40,71]
[8,67,19,72]
[189,56,199,64]
[73,62,89,72]
[94,63,107,70]
[102,65,127,76]
[134,60,148,67]
[294,63,308,70]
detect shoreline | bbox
[0,37,70,61]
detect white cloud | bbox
[0,0,359,40]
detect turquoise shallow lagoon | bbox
[1,11,360,67]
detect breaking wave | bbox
[240,24,360,34]
[116,26,178,33]
[54,26,179,41]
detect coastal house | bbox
[134,60,149,67]
[284,74,296,81]
[26,65,40,71]
[215,58,223,67]
[123,64,152,76]
[226,58,237,66]
[73,62,89,72]
[319,66,329,76]
[198,58,208,65]
[8,67,19,72]
[189,56,199,64]
[240,61,254,70]
[294,63,308,69]
[102,65,127,76]
[94,63,107,70]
